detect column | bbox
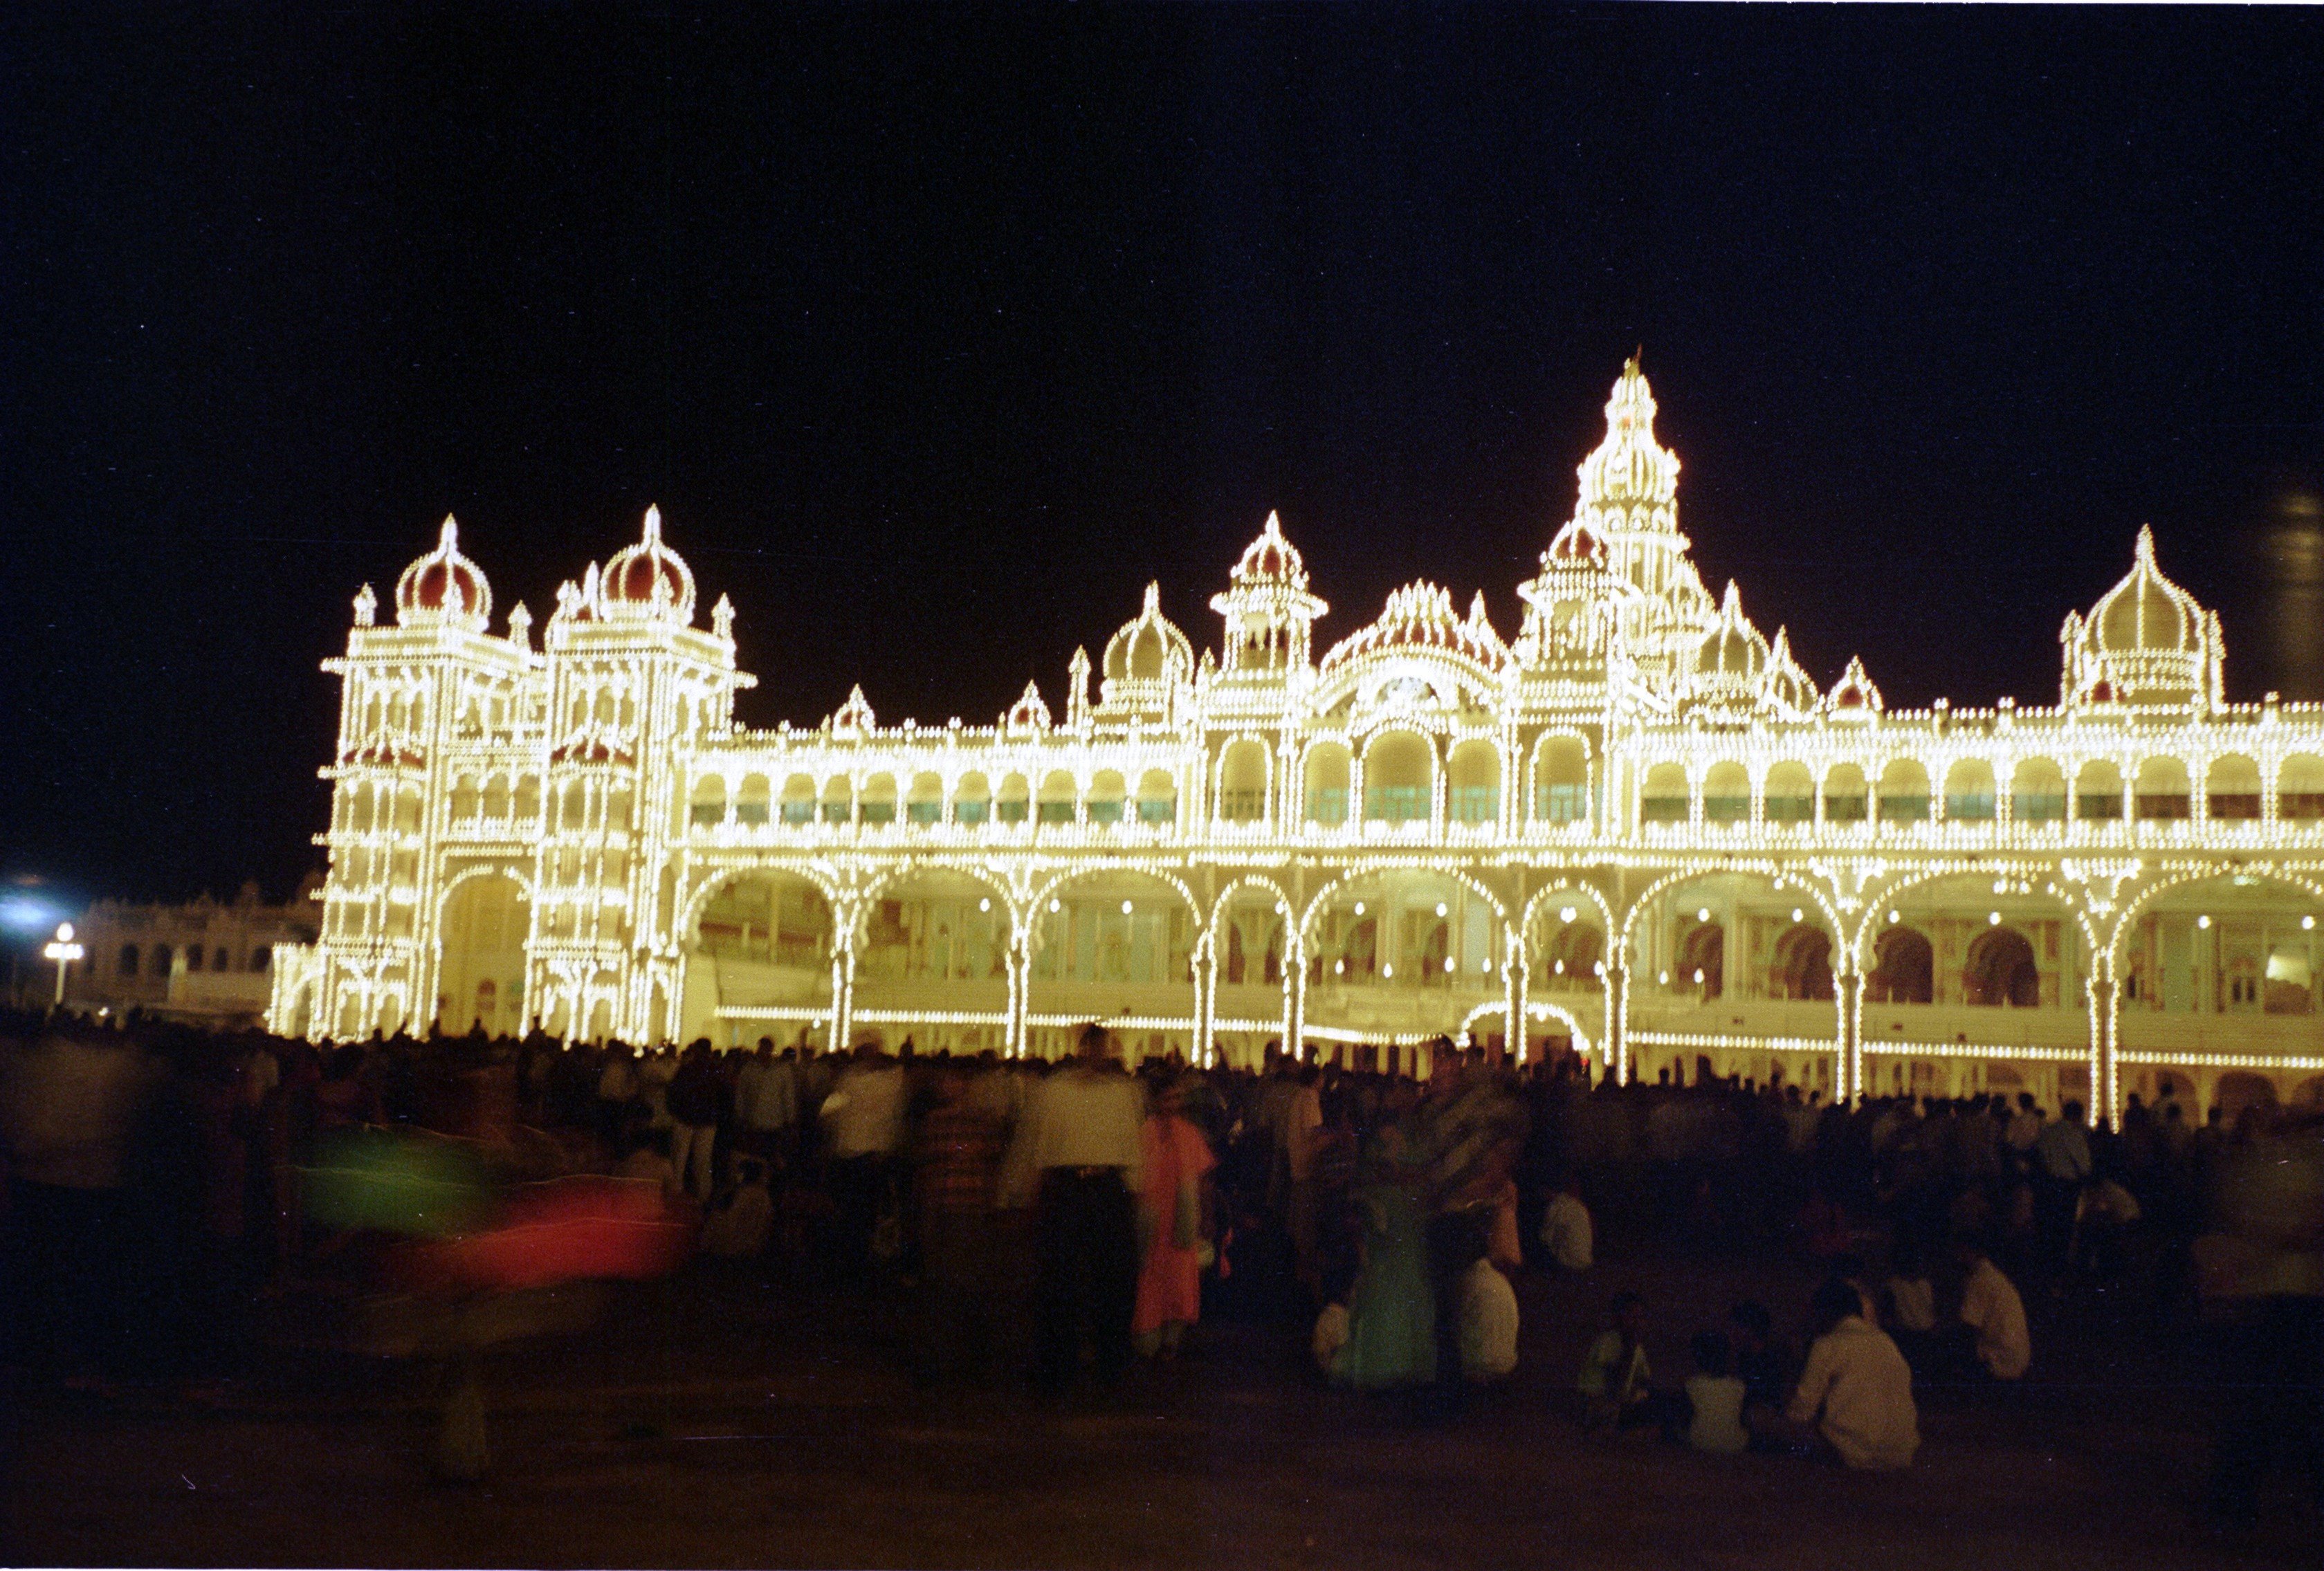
[1503,935,1526,1063]
[1006,929,1032,1058]
[2092,954,2120,1130]
[1193,937,1217,1067]
[1286,934,1306,1063]
[828,906,860,1054]
[1609,959,1631,1085]
[1837,968,1865,1104]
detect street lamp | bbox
[42,922,84,1007]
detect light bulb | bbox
[1049,899,1061,913]
[978,898,991,912]
[1693,968,1705,984]
[1382,963,1394,979]
[1559,906,1576,924]
[2197,915,2211,929]
[1988,912,2001,926]
[1121,901,1133,915]
[1434,903,1447,918]
[1697,908,1710,923]
[1554,959,1566,975]
[1444,956,1456,973]
[1791,908,1804,924]
[1354,901,1366,916]
[1889,910,1901,925]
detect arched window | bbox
[1877,760,1931,824]
[2278,754,2324,821]
[514,775,541,825]
[249,948,270,973]
[483,775,511,820]
[1087,770,1128,825]
[1770,923,1835,1000]
[1674,917,1723,998]
[2206,755,2262,820]
[1641,762,1690,824]
[450,775,480,822]
[996,773,1030,825]
[152,944,174,975]
[1447,739,1500,824]
[780,773,816,825]
[118,944,139,977]
[1964,926,2041,1007]
[2011,757,2066,823]
[2135,757,2191,820]
[1702,762,1750,823]
[1218,740,1270,823]
[186,946,205,973]
[906,773,944,826]
[1304,744,1351,825]
[953,772,991,826]
[1137,769,1178,825]
[1534,735,1591,823]
[689,775,727,827]
[1944,760,1996,821]
[821,776,854,825]
[213,948,230,973]
[1362,732,1432,824]
[735,774,771,827]
[1036,770,1077,825]
[1764,762,1814,823]
[859,773,898,826]
[1824,762,1868,823]
[2076,759,2125,821]
[1869,926,1933,1004]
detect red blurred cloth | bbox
[392,1175,695,1294]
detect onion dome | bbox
[1822,654,1883,720]
[1229,510,1310,589]
[2061,528,2221,708]
[598,505,697,623]
[1546,516,1609,562]
[1759,627,1818,715]
[1575,357,1680,524]
[1003,679,1052,734]
[1103,582,1196,684]
[394,515,491,630]
[1692,582,1769,682]
[1321,580,1510,674]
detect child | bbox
[1684,1330,1750,1453]
[1539,1173,1594,1272]
[1579,1291,1681,1436]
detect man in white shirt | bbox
[821,1046,907,1281]
[1775,1279,1919,1469]
[1539,1176,1594,1272]
[1003,1024,1146,1395]
[733,1038,799,1164]
[1954,1242,2031,1379]
[1458,1256,1519,1383]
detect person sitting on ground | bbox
[1458,1234,1519,1384]
[1579,1291,1681,1436]
[1312,1260,1355,1377]
[699,1155,773,1258]
[1883,1240,1939,1372]
[615,1121,678,1197]
[1728,1300,1790,1422]
[1952,1237,2031,1381]
[1756,1278,1919,1470]
[1539,1173,1593,1273]
[1685,1330,1750,1453]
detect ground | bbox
[3,1242,2317,1570]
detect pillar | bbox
[1193,937,1217,1067]
[1609,959,1631,1085]
[1505,937,1528,1064]
[1286,934,1306,1062]
[1005,929,1032,1058]
[1837,968,1865,1104]
[828,908,859,1054]
[2093,955,2120,1130]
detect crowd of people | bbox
[2,1006,2317,1514]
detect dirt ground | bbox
[3,1244,2318,1570]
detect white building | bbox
[269,360,2324,1124]
[71,879,322,1027]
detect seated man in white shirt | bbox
[1458,1249,1519,1384]
[1757,1278,1919,1470]
[1539,1175,1594,1273]
[1952,1240,2031,1380]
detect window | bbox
[118,944,139,976]
[1088,798,1124,824]
[1218,789,1265,822]
[1138,795,1176,825]
[1536,783,1592,822]
[907,800,943,825]
[152,945,172,974]
[996,799,1027,824]
[249,948,269,972]
[955,799,989,825]
[858,800,895,825]
[1449,786,1498,823]
[781,800,815,825]
[821,800,852,824]
[214,948,230,973]
[1036,800,1075,824]
[186,946,205,973]
[1364,784,1426,823]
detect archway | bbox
[853,869,1012,1055]
[1026,870,1200,1062]
[1771,922,1836,1001]
[436,874,531,1037]
[1305,869,1506,1051]
[1867,926,1934,1004]
[1964,926,2041,1007]
[686,870,836,1047]
[1674,919,1725,998]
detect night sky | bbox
[5,5,2323,912]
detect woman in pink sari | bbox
[1133,1078,1216,1359]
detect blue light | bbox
[0,898,56,933]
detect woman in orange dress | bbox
[1133,1078,1216,1358]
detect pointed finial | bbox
[643,504,662,544]
[1721,580,1743,615]
[1142,581,1161,615]
[2135,523,2157,565]
[711,592,735,641]
[1467,590,1490,625]
[506,601,532,648]
[439,513,459,551]
[352,583,377,627]
[1264,508,1283,534]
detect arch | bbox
[2277,753,2324,820]
[1036,769,1078,825]
[1135,768,1178,826]
[562,779,591,832]
[688,774,728,827]
[821,774,855,825]
[1771,922,1836,1001]
[1943,759,1997,821]
[855,866,1014,997]
[2215,1072,2278,1123]
[1702,761,1750,824]
[1520,883,1620,946]
[1674,919,1725,998]
[1087,769,1128,825]
[779,773,816,825]
[675,861,844,950]
[953,771,992,825]
[859,772,898,825]
[1362,731,1434,824]
[1640,762,1690,823]
[1964,925,2042,1007]
[1877,758,1930,824]
[735,773,772,827]
[1764,761,1815,824]
[1447,739,1502,825]
[2134,755,2191,820]
[1824,762,1868,823]
[449,774,480,822]
[2108,867,2324,972]
[435,872,531,1038]
[1205,875,1297,945]
[1216,737,1271,823]
[1303,740,1353,826]
[482,774,511,820]
[996,771,1031,825]
[1537,917,1607,991]
[1460,999,1594,1061]
[2011,757,2067,823]
[1532,733,1593,823]
[2206,754,2262,820]
[1301,863,1512,945]
[1868,925,1934,1004]
[2076,758,2125,820]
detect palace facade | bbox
[269,361,2324,1126]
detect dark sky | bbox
[5,4,2323,908]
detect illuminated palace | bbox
[270,361,2324,1125]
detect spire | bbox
[643,503,663,545]
[506,601,532,650]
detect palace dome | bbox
[1229,510,1310,587]
[1104,583,1194,683]
[598,506,697,623]
[1546,516,1609,562]
[395,515,491,629]
[1322,581,1509,674]
[1575,357,1679,517]
[1692,582,1768,681]
[2089,526,2202,655]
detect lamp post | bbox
[42,922,84,1008]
